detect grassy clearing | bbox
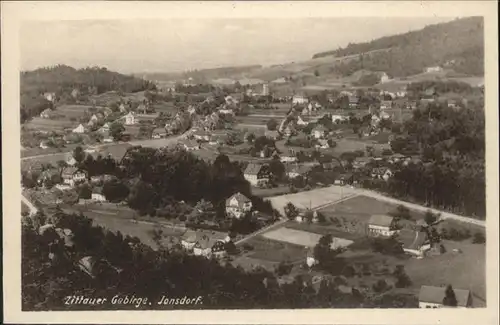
[252,186,291,198]
[267,186,358,215]
[405,240,486,306]
[318,195,426,222]
[240,234,308,263]
[262,227,354,249]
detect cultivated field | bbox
[238,234,308,264]
[24,117,75,132]
[262,227,354,249]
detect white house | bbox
[225,192,253,219]
[39,141,50,149]
[331,115,347,124]
[292,94,309,105]
[99,123,110,133]
[424,66,443,73]
[306,248,317,267]
[367,214,397,237]
[380,72,391,83]
[40,108,53,119]
[43,92,56,102]
[66,155,77,166]
[91,187,106,202]
[72,124,86,134]
[418,286,472,308]
[62,167,87,187]
[124,112,136,125]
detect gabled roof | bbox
[244,163,265,175]
[226,192,251,207]
[368,214,394,227]
[398,229,428,250]
[418,285,471,307]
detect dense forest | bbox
[20,65,156,123]
[22,212,418,310]
[383,101,485,217]
[313,17,484,77]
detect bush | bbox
[275,261,293,276]
[472,232,486,244]
[242,243,254,251]
[373,279,389,293]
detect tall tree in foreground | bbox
[442,285,458,307]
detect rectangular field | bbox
[267,186,358,214]
[318,194,426,221]
[261,227,353,249]
[240,234,309,264]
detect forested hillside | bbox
[20,65,156,123]
[312,17,484,77]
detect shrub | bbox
[472,232,486,244]
[373,279,389,293]
[242,243,254,251]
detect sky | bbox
[20,17,457,74]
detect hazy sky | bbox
[21,17,456,74]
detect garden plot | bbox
[261,227,353,249]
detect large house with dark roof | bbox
[180,230,229,259]
[418,285,472,308]
[244,163,270,186]
[398,229,431,257]
[367,214,397,237]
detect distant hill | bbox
[312,17,484,77]
[141,65,262,83]
[20,65,155,123]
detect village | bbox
[20,62,486,310]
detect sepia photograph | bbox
[2,1,498,324]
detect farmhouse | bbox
[398,229,431,258]
[367,214,397,237]
[418,285,472,308]
[152,127,167,139]
[244,163,270,186]
[312,125,328,139]
[181,230,228,258]
[316,139,330,149]
[91,187,106,202]
[72,124,86,134]
[225,192,252,219]
[62,167,87,187]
